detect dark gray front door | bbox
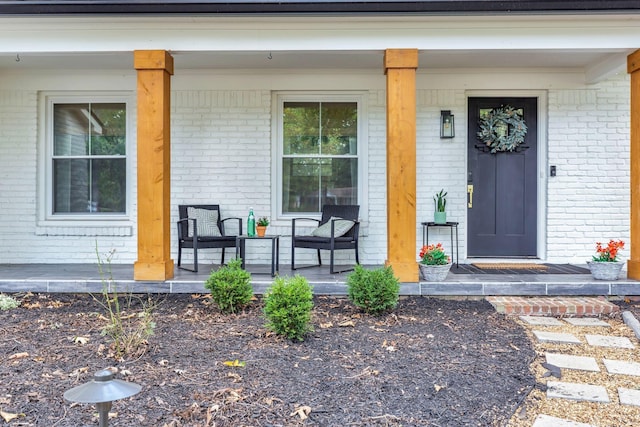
[467,97,538,257]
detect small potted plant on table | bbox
[256,217,270,237]
[418,243,452,281]
[434,189,447,224]
[587,239,625,280]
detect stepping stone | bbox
[603,359,640,376]
[520,316,563,326]
[547,381,610,403]
[533,330,581,344]
[546,353,600,372]
[618,388,640,407]
[585,334,635,349]
[564,318,610,327]
[533,414,596,427]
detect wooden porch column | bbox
[384,49,419,282]
[628,49,640,280]
[133,50,174,280]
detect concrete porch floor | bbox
[0,263,639,297]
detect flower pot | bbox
[256,225,267,237]
[419,263,452,281]
[587,261,623,280]
[434,211,447,224]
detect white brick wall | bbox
[416,89,467,261]
[0,89,137,264]
[171,90,274,264]
[361,90,387,264]
[546,75,630,263]
[0,72,632,268]
[0,91,38,262]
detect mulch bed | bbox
[1,293,538,426]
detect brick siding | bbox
[0,73,631,267]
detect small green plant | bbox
[94,244,157,360]
[204,258,253,313]
[347,265,400,315]
[0,293,20,311]
[263,275,314,341]
[434,189,447,213]
[257,216,270,226]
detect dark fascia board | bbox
[1,1,640,15]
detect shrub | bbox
[204,258,253,314]
[0,293,20,311]
[347,265,400,315]
[263,275,314,341]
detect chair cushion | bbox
[187,207,222,237]
[311,216,354,238]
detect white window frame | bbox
[38,92,133,227]
[272,91,368,221]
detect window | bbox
[46,98,128,217]
[277,94,363,215]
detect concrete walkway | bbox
[519,314,640,426]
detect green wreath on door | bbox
[477,105,528,153]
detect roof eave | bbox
[2,1,640,16]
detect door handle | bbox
[467,184,474,208]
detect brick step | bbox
[486,296,620,317]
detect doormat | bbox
[473,263,547,270]
[451,264,591,275]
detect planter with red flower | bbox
[418,243,452,281]
[587,239,625,280]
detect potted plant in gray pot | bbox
[433,189,447,224]
[418,243,452,281]
[587,239,625,280]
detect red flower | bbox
[593,239,625,262]
[419,243,450,265]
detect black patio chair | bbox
[291,204,360,274]
[177,204,242,272]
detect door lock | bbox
[467,184,474,208]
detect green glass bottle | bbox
[247,208,256,236]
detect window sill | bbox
[36,222,133,237]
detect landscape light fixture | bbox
[64,369,141,427]
[440,110,455,138]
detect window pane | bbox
[53,158,126,214]
[282,158,320,213]
[92,158,126,212]
[326,158,358,205]
[54,103,90,156]
[282,157,357,213]
[53,103,126,156]
[321,102,358,155]
[90,103,126,155]
[283,102,319,155]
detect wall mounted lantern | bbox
[440,110,455,138]
[64,369,142,427]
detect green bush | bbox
[0,294,20,311]
[263,275,314,341]
[204,258,253,314]
[347,265,400,315]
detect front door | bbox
[467,97,538,257]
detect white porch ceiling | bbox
[0,14,636,81]
[0,48,631,75]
